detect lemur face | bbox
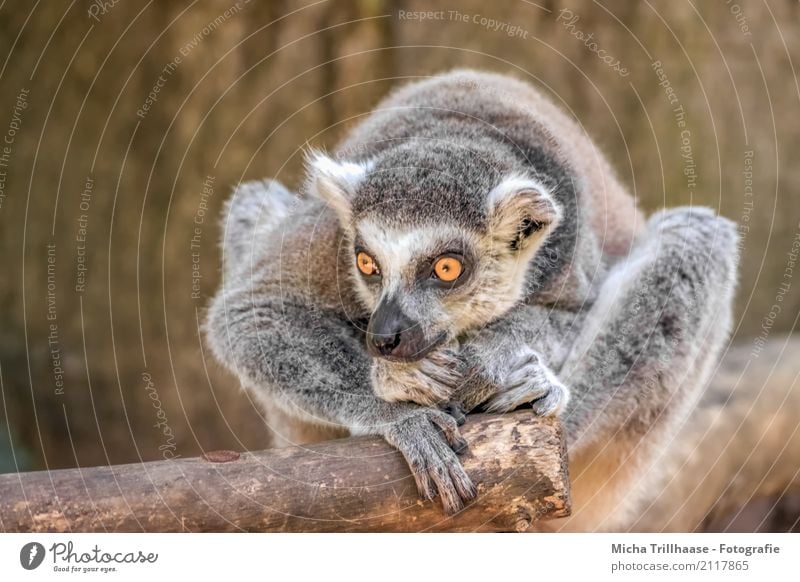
[307,151,562,361]
[351,221,480,361]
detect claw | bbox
[529,382,570,417]
[484,380,550,413]
[451,436,469,455]
[441,400,467,426]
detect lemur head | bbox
[306,143,562,362]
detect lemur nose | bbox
[371,331,403,356]
[366,296,419,359]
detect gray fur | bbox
[453,207,739,530]
[205,70,738,524]
[322,70,615,310]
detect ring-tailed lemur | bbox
[205,70,738,528]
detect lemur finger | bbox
[428,456,464,515]
[404,448,437,501]
[505,362,548,390]
[440,400,467,426]
[429,411,468,453]
[384,421,439,500]
[433,438,476,511]
[418,358,461,390]
[484,382,550,413]
[426,438,475,515]
[448,461,477,503]
[528,382,570,417]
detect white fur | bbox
[353,210,562,335]
[306,151,372,223]
[481,174,565,318]
[486,174,563,233]
[353,220,481,306]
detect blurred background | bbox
[0,1,798,528]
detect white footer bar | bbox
[0,533,796,580]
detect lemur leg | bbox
[548,207,739,532]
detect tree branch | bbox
[0,412,570,532]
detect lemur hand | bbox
[371,347,463,406]
[479,346,569,415]
[379,405,477,514]
[456,340,570,416]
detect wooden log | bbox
[0,413,569,533]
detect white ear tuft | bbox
[306,150,370,224]
[487,175,562,250]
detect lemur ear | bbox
[487,175,562,251]
[306,151,369,224]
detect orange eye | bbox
[433,256,463,282]
[356,251,379,276]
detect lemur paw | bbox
[483,348,570,416]
[372,348,463,406]
[382,408,477,514]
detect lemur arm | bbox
[205,182,476,514]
